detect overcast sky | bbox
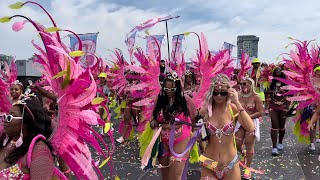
[1,0,320,63]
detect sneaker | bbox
[242,168,252,179]
[309,143,316,151]
[277,144,284,151]
[272,148,279,156]
[116,136,124,143]
[316,139,320,143]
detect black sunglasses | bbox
[164,87,177,92]
[240,83,248,86]
[212,91,228,96]
[1,114,23,123]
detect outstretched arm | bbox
[250,95,264,119]
[33,85,57,102]
[308,105,320,131]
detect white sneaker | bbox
[277,144,284,151]
[116,136,124,143]
[272,148,279,156]
[316,139,320,143]
[309,143,316,151]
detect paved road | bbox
[96,115,320,180]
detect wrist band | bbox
[239,108,245,114]
[63,169,71,174]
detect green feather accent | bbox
[189,142,199,164]
[139,122,154,158]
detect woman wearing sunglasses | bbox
[199,74,254,180]
[150,72,196,180]
[0,97,54,179]
[234,78,264,179]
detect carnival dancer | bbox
[233,53,264,179]
[306,64,320,150]
[259,63,276,116]
[0,62,23,105]
[183,70,198,97]
[183,33,254,180]
[0,96,58,179]
[235,78,264,179]
[199,74,255,180]
[250,58,265,104]
[149,72,196,180]
[1,2,116,178]
[265,66,289,155]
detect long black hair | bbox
[270,66,286,91]
[0,97,53,164]
[153,78,189,121]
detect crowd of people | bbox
[1,2,320,180]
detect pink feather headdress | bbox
[124,38,161,122]
[259,63,276,90]
[0,61,18,114]
[3,2,113,179]
[0,61,18,138]
[191,32,234,109]
[237,52,252,81]
[276,39,320,110]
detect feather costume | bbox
[3,3,113,179]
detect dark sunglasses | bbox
[1,114,23,123]
[212,91,228,96]
[164,87,177,92]
[240,83,248,86]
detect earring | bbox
[3,134,9,147]
[15,132,23,148]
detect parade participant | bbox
[199,74,255,180]
[97,72,110,135]
[259,63,276,116]
[10,81,24,105]
[250,58,265,103]
[235,77,264,179]
[265,66,289,155]
[159,60,166,85]
[306,64,320,150]
[150,72,196,180]
[116,71,141,143]
[1,2,116,177]
[183,70,197,97]
[0,97,55,179]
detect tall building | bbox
[0,54,13,69]
[237,35,259,59]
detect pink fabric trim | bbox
[141,127,162,168]
[27,135,46,168]
[161,125,191,145]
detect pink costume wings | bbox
[277,40,320,110]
